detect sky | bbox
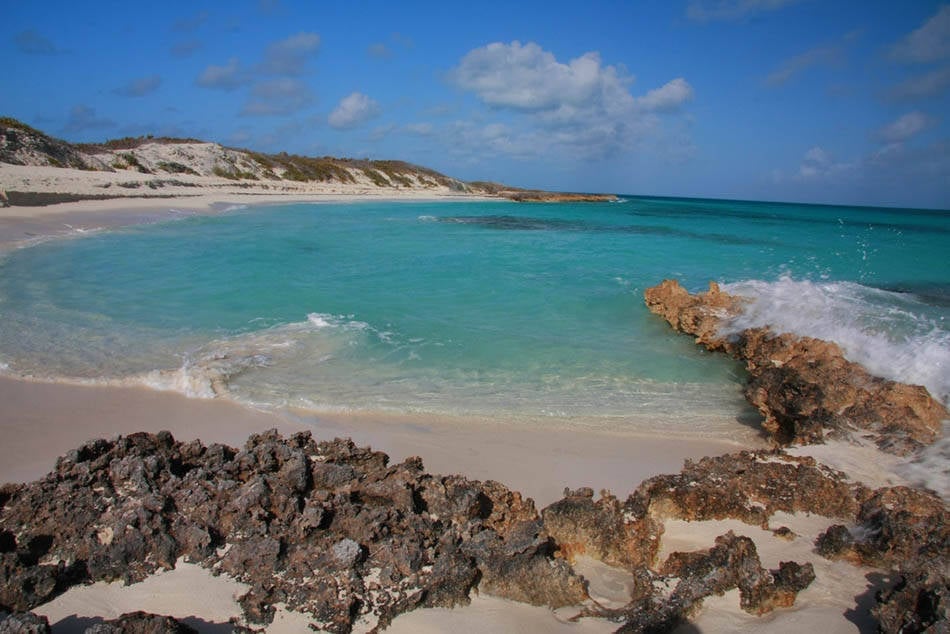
[3,1,950,209]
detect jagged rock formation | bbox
[0,431,827,633]
[644,278,950,631]
[3,428,946,631]
[816,485,950,631]
[0,610,204,633]
[0,431,587,632]
[644,279,947,454]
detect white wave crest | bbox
[721,276,950,405]
[125,312,369,399]
[899,423,950,502]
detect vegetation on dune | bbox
[156,161,200,176]
[1,115,612,201]
[0,117,46,136]
[76,135,205,152]
[116,152,151,174]
[0,116,99,170]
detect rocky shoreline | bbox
[1,280,947,632]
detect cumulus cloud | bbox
[197,58,247,90]
[62,105,115,135]
[242,78,313,116]
[451,41,633,112]
[874,111,935,144]
[774,130,949,208]
[890,5,950,64]
[328,92,381,129]
[114,74,162,98]
[795,146,855,181]
[686,0,801,22]
[260,32,320,76]
[636,78,694,111]
[196,33,321,117]
[448,41,693,159]
[14,30,61,55]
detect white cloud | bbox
[447,41,694,160]
[114,74,162,98]
[197,58,247,90]
[874,111,935,144]
[242,78,313,116]
[774,135,950,208]
[636,78,694,111]
[686,0,800,22]
[328,92,381,129]
[890,5,950,64]
[451,41,633,112]
[796,146,854,181]
[261,32,320,76]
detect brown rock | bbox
[644,279,947,453]
[630,450,862,528]
[0,431,587,631]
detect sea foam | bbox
[721,277,950,406]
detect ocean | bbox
[0,196,947,442]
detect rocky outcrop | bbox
[0,431,585,632]
[631,450,864,527]
[573,532,815,632]
[500,191,618,203]
[644,279,947,454]
[8,428,942,631]
[0,611,50,634]
[645,279,949,631]
[0,610,207,634]
[0,431,827,633]
[815,485,950,631]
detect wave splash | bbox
[130,312,370,399]
[721,276,950,406]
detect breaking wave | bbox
[721,277,950,406]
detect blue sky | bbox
[3,1,950,209]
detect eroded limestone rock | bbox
[0,431,587,632]
[644,279,947,454]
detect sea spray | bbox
[898,422,950,502]
[721,277,950,405]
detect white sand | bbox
[659,515,881,633]
[1,375,744,633]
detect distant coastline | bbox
[0,117,616,208]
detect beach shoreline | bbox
[0,191,943,633]
[0,188,494,251]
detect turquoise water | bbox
[0,196,947,438]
